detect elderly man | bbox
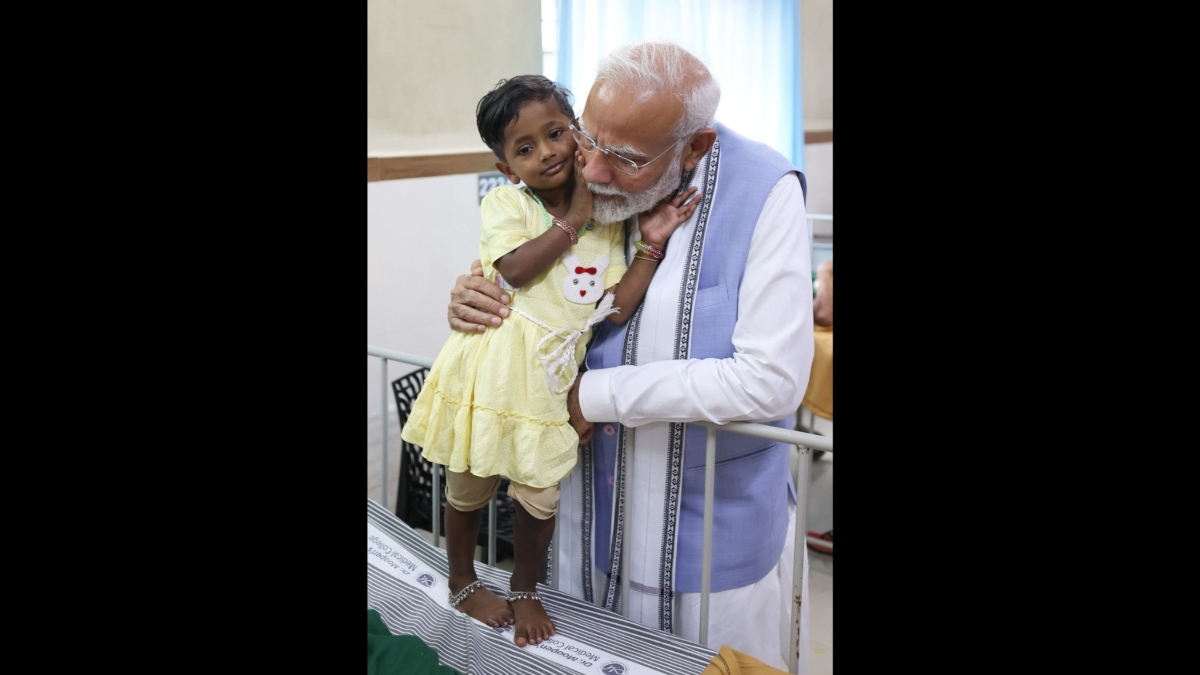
[448,40,813,671]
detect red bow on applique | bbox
[575,266,597,275]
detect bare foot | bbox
[510,592,555,647]
[449,579,513,627]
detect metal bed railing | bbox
[368,344,832,674]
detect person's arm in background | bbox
[567,175,813,428]
[813,259,833,328]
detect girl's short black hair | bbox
[476,75,575,161]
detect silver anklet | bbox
[506,590,542,602]
[448,580,485,608]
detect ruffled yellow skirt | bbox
[400,317,582,489]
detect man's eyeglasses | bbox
[570,122,684,176]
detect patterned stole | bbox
[584,143,720,632]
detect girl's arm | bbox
[494,158,594,289]
[606,186,700,324]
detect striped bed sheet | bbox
[368,497,717,675]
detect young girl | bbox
[400,75,698,648]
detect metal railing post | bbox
[432,464,441,548]
[488,495,497,566]
[699,424,718,647]
[380,358,388,510]
[789,445,813,674]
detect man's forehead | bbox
[587,82,678,116]
[581,84,681,149]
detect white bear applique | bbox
[561,252,609,304]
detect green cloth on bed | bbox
[368,609,462,675]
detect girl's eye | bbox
[549,129,563,140]
[572,279,579,285]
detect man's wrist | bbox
[577,369,619,424]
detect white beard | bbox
[588,149,683,224]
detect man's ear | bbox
[496,161,521,184]
[681,128,717,172]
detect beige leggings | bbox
[444,470,559,520]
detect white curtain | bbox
[556,0,804,170]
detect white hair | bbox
[594,39,720,138]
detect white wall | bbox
[367,0,541,154]
[367,175,489,505]
[367,175,485,414]
[801,0,833,131]
[801,0,832,234]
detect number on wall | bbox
[478,173,511,203]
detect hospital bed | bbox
[368,346,833,674]
[370,497,719,674]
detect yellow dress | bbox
[401,185,627,488]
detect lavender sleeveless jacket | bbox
[584,122,807,592]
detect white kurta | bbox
[554,151,813,673]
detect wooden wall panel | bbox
[804,130,833,144]
[367,152,498,183]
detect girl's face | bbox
[499,98,577,191]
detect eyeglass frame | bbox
[569,121,685,176]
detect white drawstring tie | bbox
[508,292,619,394]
